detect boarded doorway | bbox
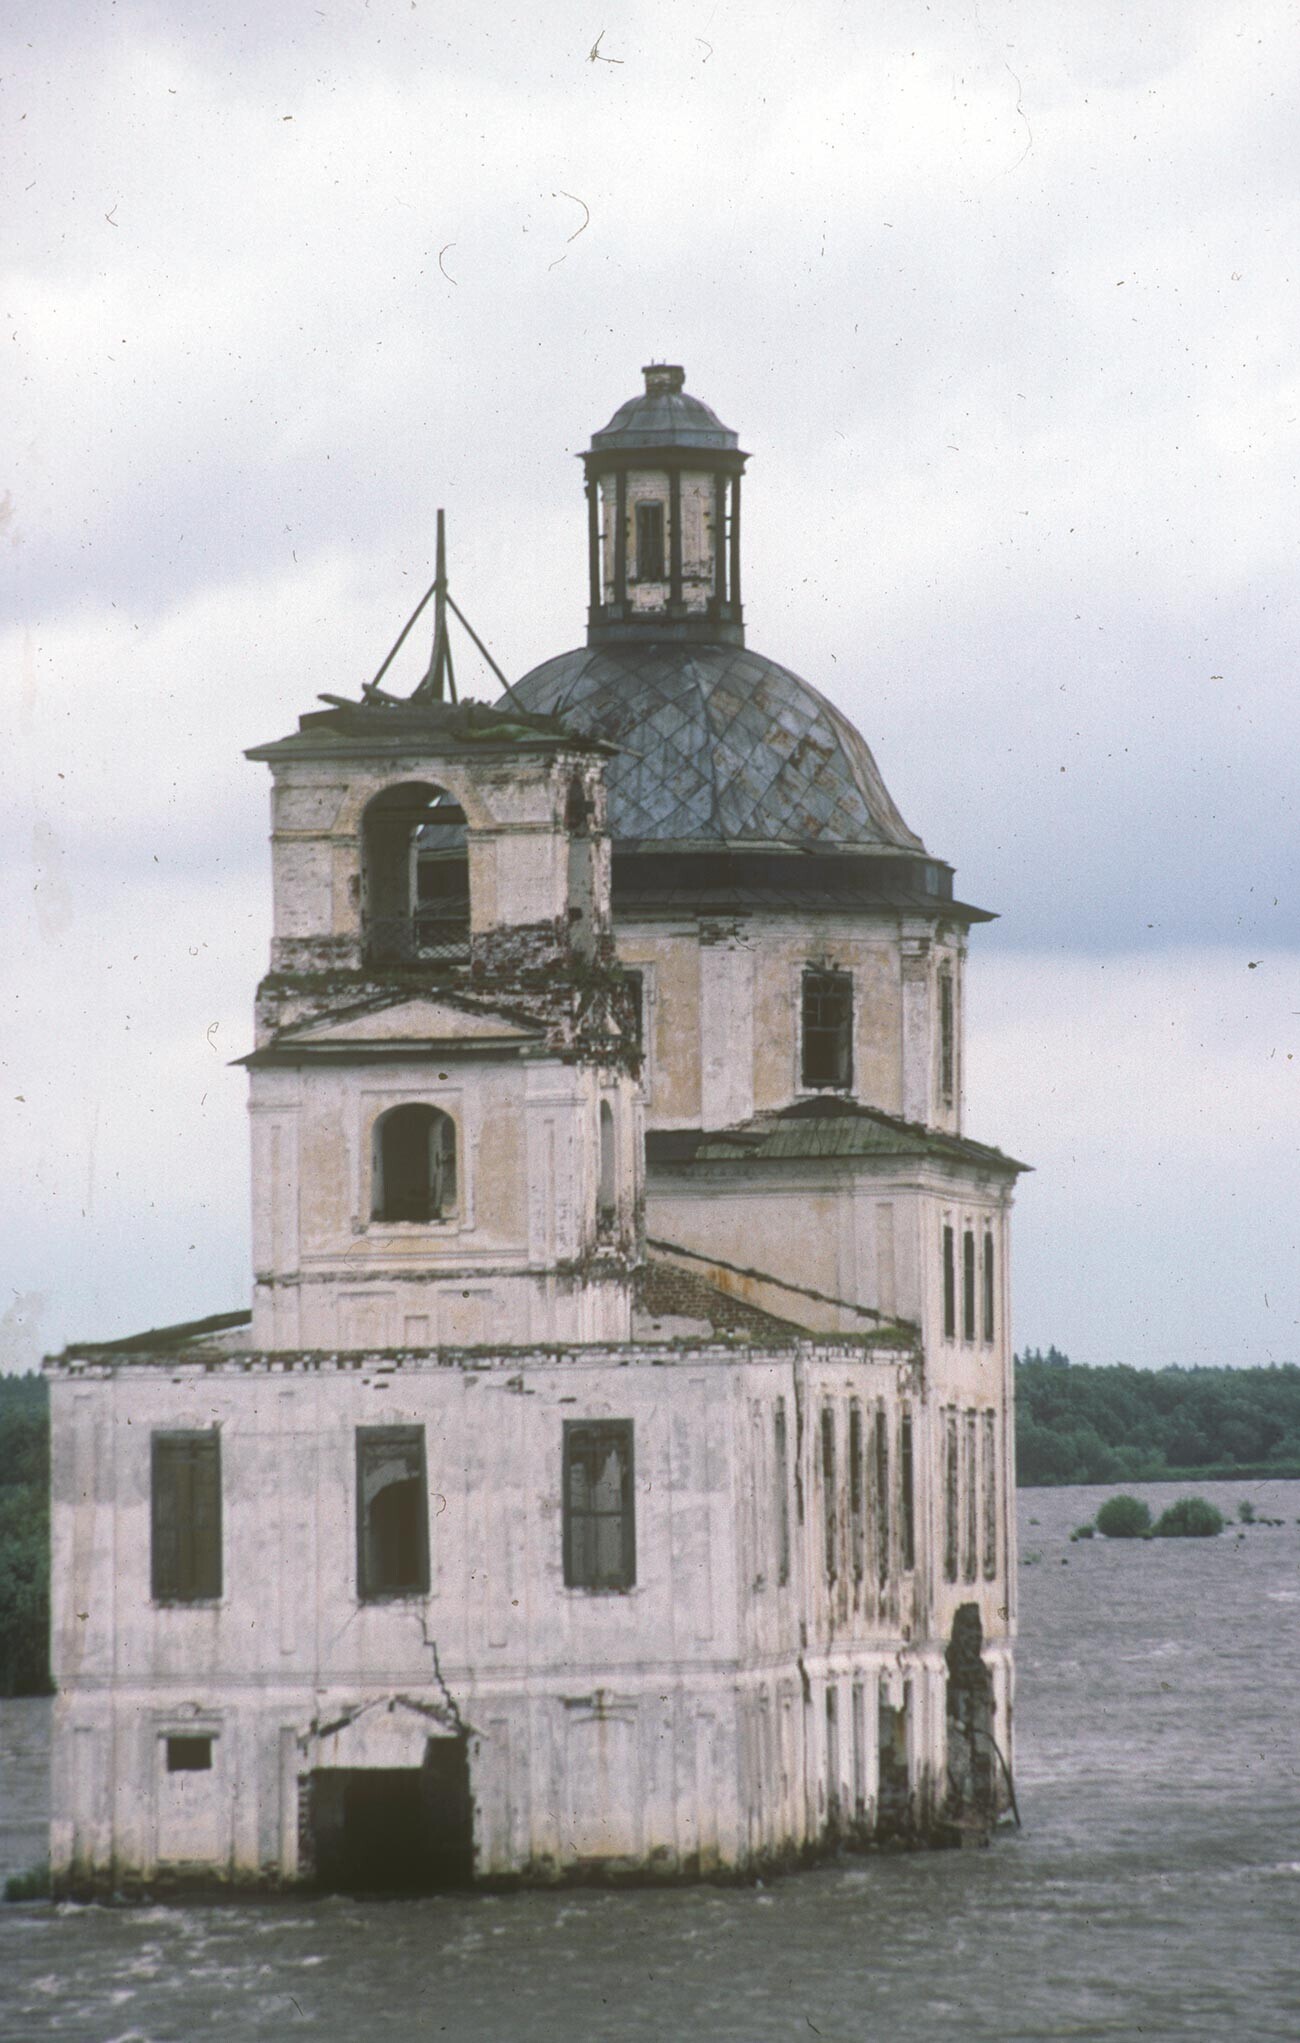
[309,1737,473,1893]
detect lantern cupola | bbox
[583,363,749,647]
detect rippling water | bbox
[3,1481,1299,2041]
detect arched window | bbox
[372,1105,457,1224]
[362,781,468,965]
[597,1099,616,1234]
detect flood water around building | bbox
[3,1481,1299,2042]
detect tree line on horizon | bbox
[4,1356,1300,1692]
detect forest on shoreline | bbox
[4,1356,1300,1692]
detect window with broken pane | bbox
[356,1426,430,1599]
[801,968,853,1089]
[563,1420,635,1590]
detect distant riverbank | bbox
[1016,1356,1300,1486]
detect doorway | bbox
[309,1737,473,1893]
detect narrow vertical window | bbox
[963,1410,978,1584]
[774,1398,791,1588]
[943,1409,959,1583]
[851,1682,866,1818]
[634,500,665,580]
[982,1228,996,1343]
[821,1407,837,1581]
[597,1099,616,1235]
[563,1421,635,1590]
[621,968,645,1056]
[939,967,955,1103]
[943,1225,956,1340]
[825,1685,840,1822]
[848,1400,865,1584]
[356,1427,429,1599]
[152,1432,222,1603]
[899,1406,915,1572]
[963,1229,977,1342]
[874,1407,890,1586]
[801,969,853,1089]
[982,1410,998,1579]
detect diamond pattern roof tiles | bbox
[509,643,923,854]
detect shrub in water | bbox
[1095,1494,1152,1539]
[3,1863,49,1903]
[1153,1497,1224,1539]
[1070,1522,1095,1541]
[1238,1501,1256,1524]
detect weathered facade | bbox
[48,365,1025,1896]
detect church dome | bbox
[508,640,925,855]
[590,362,741,454]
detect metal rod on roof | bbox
[416,508,456,701]
[445,593,524,707]
[366,574,439,693]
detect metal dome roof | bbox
[589,364,741,454]
[507,642,925,854]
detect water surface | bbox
[3,1480,1298,2041]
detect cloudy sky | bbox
[3,0,1296,1372]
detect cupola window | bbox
[372,1105,457,1223]
[634,501,666,582]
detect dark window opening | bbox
[877,1692,910,1831]
[802,969,853,1089]
[597,1100,617,1236]
[372,1104,456,1223]
[874,1408,890,1586]
[982,1230,996,1343]
[774,1399,791,1587]
[963,1229,977,1342]
[308,1742,472,1894]
[357,1427,430,1599]
[368,780,469,965]
[565,773,592,836]
[849,1400,865,1584]
[634,500,666,581]
[963,1409,978,1584]
[939,968,955,1102]
[982,1410,998,1580]
[152,1432,222,1603]
[821,1407,837,1582]
[166,1735,213,1773]
[943,1409,959,1583]
[564,1421,635,1591]
[943,1225,956,1340]
[900,1407,915,1572]
[825,1686,841,1824]
[622,969,645,1055]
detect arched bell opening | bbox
[361,781,468,966]
[371,1104,458,1224]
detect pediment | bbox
[277,996,542,1050]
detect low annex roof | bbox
[647,1096,1029,1175]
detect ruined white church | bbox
[48,365,1024,1895]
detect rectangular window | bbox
[899,1406,915,1572]
[943,1409,959,1582]
[635,500,665,580]
[939,968,955,1102]
[356,1427,430,1600]
[963,1229,977,1342]
[943,1225,956,1340]
[622,968,645,1055]
[166,1735,213,1773]
[848,1400,865,1583]
[982,1410,998,1579]
[963,1410,978,1584]
[151,1432,222,1603]
[774,1399,791,1587]
[982,1229,996,1343]
[801,969,853,1089]
[563,1421,635,1591]
[874,1407,891,1585]
[821,1407,837,1582]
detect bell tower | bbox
[583,363,749,647]
[242,672,643,1353]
